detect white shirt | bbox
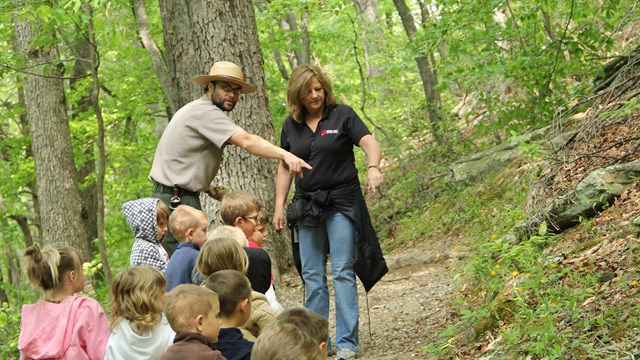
[104,314,175,360]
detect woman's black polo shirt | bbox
[280,104,371,191]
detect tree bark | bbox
[158,0,290,273]
[14,16,89,259]
[84,3,113,285]
[132,0,177,116]
[69,19,99,256]
[353,0,383,83]
[392,0,445,143]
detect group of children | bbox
[18,191,329,360]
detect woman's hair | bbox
[108,266,167,334]
[165,284,218,333]
[197,237,249,277]
[286,65,336,123]
[251,321,323,360]
[24,244,81,292]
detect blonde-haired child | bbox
[123,198,170,272]
[196,237,279,341]
[251,321,323,360]
[165,205,208,291]
[19,244,109,359]
[161,284,225,360]
[105,266,175,359]
[209,225,248,247]
[207,225,271,295]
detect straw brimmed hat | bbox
[193,61,257,94]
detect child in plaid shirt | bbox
[123,198,170,272]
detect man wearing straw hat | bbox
[150,60,311,256]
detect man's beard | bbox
[211,93,235,112]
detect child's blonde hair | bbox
[203,270,251,318]
[108,266,166,334]
[165,284,219,333]
[169,205,207,242]
[197,237,249,277]
[208,225,247,247]
[277,307,328,345]
[251,322,323,360]
[24,244,82,292]
[219,191,260,225]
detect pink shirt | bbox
[247,239,260,248]
[19,295,109,360]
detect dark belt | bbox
[154,182,199,197]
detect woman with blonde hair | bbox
[19,244,109,359]
[105,266,175,359]
[273,64,387,360]
[196,236,279,341]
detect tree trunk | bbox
[158,0,290,273]
[69,21,99,256]
[14,16,89,259]
[132,0,177,116]
[392,0,445,143]
[353,0,383,84]
[84,3,113,285]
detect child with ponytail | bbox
[18,244,109,359]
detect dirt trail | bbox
[276,245,465,359]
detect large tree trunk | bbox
[158,0,290,273]
[14,16,89,259]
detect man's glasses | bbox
[216,81,242,95]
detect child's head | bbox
[169,205,208,248]
[219,191,260,238]
[248,210,269,247]
[277,307,329,360]
[165,284,221,342]
[24,244,84,294]
[156,200,170,241]
[109,265,167,334]
[208,225,248,247]
[197,237,249,277]
[203,270,251,324]
[122,198,169,243]
[251,322,323,360]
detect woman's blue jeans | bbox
[299,210,358,352]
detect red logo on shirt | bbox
[320,129,339,136]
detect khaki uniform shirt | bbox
[150,95,243,191]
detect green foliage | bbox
[421,190,640,358]
[1,0,639,356]
[0,301,21,359]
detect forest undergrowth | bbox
[343,68,640,358]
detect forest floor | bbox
[276,238,467,360]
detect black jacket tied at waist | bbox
[289,179,388,292]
